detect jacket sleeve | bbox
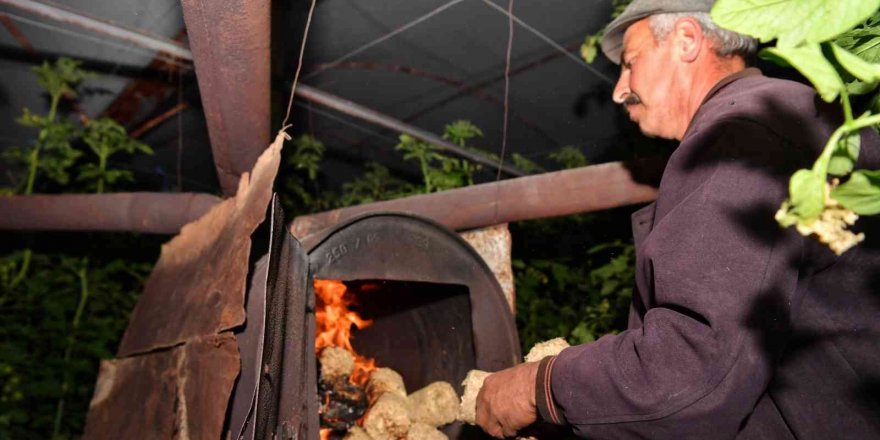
[537,119,807,439]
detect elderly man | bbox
[476,1,880,439]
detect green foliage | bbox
[33,58,93,101]
[548,145,589,169]
[80,118,153,193]
[339,162,415,206]
[831,169,880,215]
[289,134,325,181]
[1,57,156,439]
[712,1,880,254]
[515,241,634,349]
[0,255,149,439]
[4,109,81,192]
[760,44,844,102]
[395,121,488,192]
[580,0,634,64]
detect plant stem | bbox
[19,91,62,284]
[841,87,854,124]
[814,113,880,176]
[52,257,89,439]
[8,249,32,290]
[97,148,107,194]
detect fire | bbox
[320,428,332,440]
[314,279,376,386]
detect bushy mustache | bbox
[623,93,642,106]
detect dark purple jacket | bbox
[536,69,880,439]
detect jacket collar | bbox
[682,67,762,139]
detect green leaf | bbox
[442,120,483,147]
[549,145,588,169]
[711,0,880,47]
[845,79,879,96]
[834,11,880,63]
[580,34,600,64]
[789,169,825,220]
[832,43,880,85]
[760,44,844,102]
[828,132,861,176]
[831,169,880,215]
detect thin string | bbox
[303,0,466,81]
[496,0,514,182]
[478,0,614,84]
[281,0,319,131]
[176,67,183,191]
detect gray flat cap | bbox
[600,0,715,64]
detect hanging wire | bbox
[496,0,514,182]
[2,11,190,69]
[280,0,319,130]
[478,0,613,84]
[303,0,467,81]
[176,66,184,191]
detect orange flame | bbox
[314,279,376,386]
[320,428,333,440]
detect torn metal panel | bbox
[176,333,240,440]
[82,349,179,439]
[82,333,239,440]
[118,131,286,356]
[180,0,270,196]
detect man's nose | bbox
[612,72,629,104]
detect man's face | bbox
[612,19,680,139]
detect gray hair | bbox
[648,12,757,59]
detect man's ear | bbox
[673,17,703,63]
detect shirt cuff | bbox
[535,355,565,425]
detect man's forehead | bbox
[621,19,654,62]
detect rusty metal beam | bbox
[294,84,526,177]
[0,192,221,234]
[181,0,270,196]
[290,161,658,242]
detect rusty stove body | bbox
[227,199,521,440]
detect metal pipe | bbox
[0,192,221,234]
[0,0,193,60]
[294,84,526,177]
[290,161,658,244]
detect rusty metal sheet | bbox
[290,161,659,242]
[460,224,515,312]
[181,0,270,196]
[177,333,240,440]
[82,333,239,440]
[82,349,180,439]
[118,131,286,356]
[0,192,220,234]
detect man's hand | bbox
[475,361,539,438]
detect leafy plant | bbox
[515,241,634,349]
[712,1,880,254]
[1,57,156,439]
[339,162,416,206]
[581,0,634,64]
[80,118,153,194]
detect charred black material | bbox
[318,376,367,431]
